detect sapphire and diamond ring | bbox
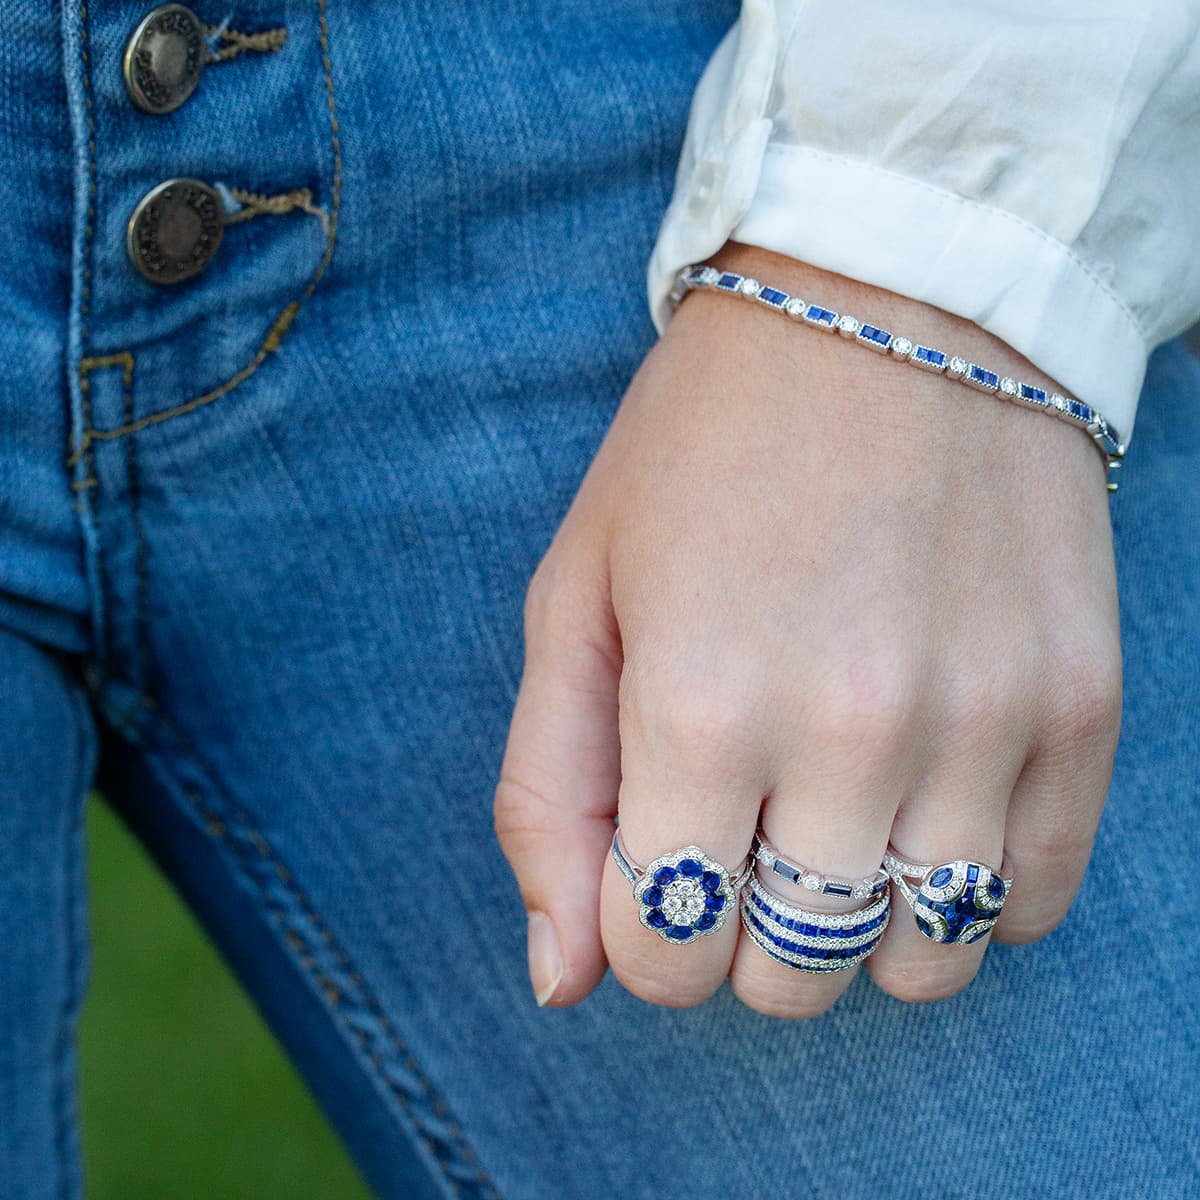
[612,830,751,946]
[751,828,889,901]
[884,849,1013,945]
[740,874,891,973]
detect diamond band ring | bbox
[612,830,752,945]
[740,874,891,973]
[751,829,889,901]
[883,850,1013,944]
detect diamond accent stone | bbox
[891,337,914,360]
[802,874,822,891]
[999,376,1019,395]
[661,878,707,925]
[947,356,968,378]
[836,315,860,337]
[783,298,805,319]
[1049,392,1068,411]
[738,277,760,296]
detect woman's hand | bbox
[494,242,1121,1016]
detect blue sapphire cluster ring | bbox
[883,849,1013,945]
[611,830,751,945]
[740,874,891,973]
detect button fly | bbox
[123,4,206,114]
[127,178,224,284]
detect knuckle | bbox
[729,975,840,1020]
[1045,644,1123,746]
[938,655,1029,744]
[807,656,917,766]
[621,671,761,782]
[492,775,556,855]
[522,555,569,641]
[608,959,721,1010]
[994,907,1067,945]
[1017,819,1096,872]
[869,957,980,1004]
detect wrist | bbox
[666,240,1111,498]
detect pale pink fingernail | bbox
[526,911,563,1007]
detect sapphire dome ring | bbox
[611,830,752,946]
[884,849,1013,945]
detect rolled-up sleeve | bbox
[647,0,1200,444]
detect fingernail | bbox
[526,911,563,1007]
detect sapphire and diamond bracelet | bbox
[669,264,1127,493]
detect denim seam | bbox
[54,672,93,1200]
[123,693,501,1199]
[72,354,135,698]
[66,0,341,471]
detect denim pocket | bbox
[72,0,340,435]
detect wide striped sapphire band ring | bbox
[740,874,891,973]
[739,831,891,972]
[612,829,752,946]
[883,849,1013,945]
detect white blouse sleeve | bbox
[646,0,1200,445]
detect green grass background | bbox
[80,796,373,1199]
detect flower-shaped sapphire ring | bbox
[611,830,752,946]
[883,849,1013,945]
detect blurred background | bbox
[81,796,371,1199]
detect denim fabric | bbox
[1,3,1197,1199]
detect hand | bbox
[495,242,1121,1016]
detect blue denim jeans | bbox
[2,2,1197,1198]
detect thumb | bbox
[494,535,622,1007]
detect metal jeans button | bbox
[123,4,206,114]
[127,178,224,284]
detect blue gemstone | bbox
[758,286,788,307]
[988,875,1005,900]
[772,860,800,884]
[705,893,725,912]
[969,365,999,389]
[929,866,954,887]
[677,858,703,877]
[857,324,892,349]
[646,908,667,928]
[1079,405,1092,421]
[823,882,853,898]
[1019,383,1047,404]
[695,912,717,931]
[913,346,946,367]
[666,925,693,940]
[653,866,678,886]
[1068,401,1084,418]
[805,305,837,327]
[716,272,742,291]
[916,915,935,939]
[642,886,663,907]
[921,893,987,940]
[701,871,722,893]
[966,864,980,884]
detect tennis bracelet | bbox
[669,264,1126,493]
